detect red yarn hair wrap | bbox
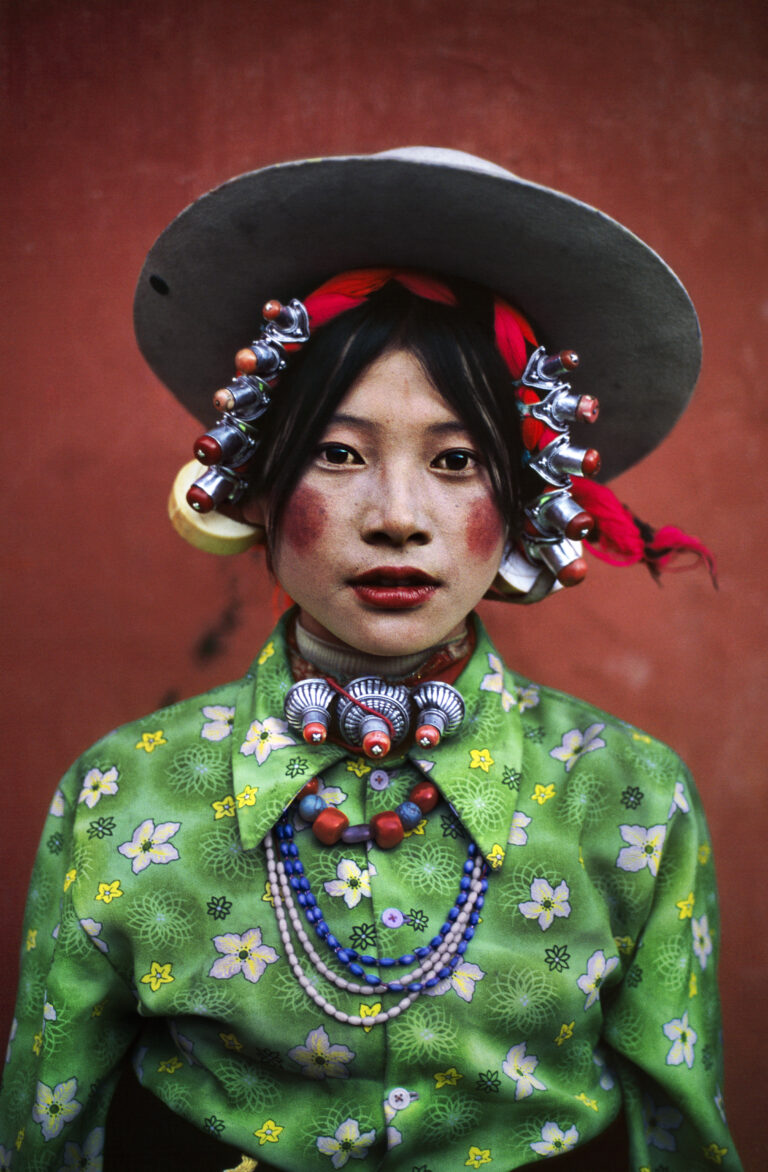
[302,268,716,586]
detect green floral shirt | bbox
[0,614,741,1171]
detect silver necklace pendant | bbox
[336,677,411,758]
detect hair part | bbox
[249,280,527,557]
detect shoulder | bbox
[56,674,247,810]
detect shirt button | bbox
[387,1087,412,1110]
[369,769,390,791]
[382,908,404,928]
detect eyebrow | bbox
[327,412,470,436]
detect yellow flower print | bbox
[254,1119,283,1145]
[359,1003,382,1033]
[469,748,494,773]
[702,1143,728,1165]
[262,881,275,906]
[614,935,634,956]
[676,891,695,919]
[15,1128,24,1151]
[95,880,123,905]
[236,785,259,808]
[91,999,107,1018]
[32,1032,43,1056]
[346,757,371,778]
[258,641,275,665]
[486,844,505,870]
[135,729,167,753]
[140,961,174,993]
[158,1056,182,1073]
[576,1092,598,1111]
[219,1032,242,1051]
[403,818,426,838]
[26,929,37,952]
[212,795,236,819]
[689,972,698,998]
[555,1021,574,1046]
[465,1147,492,1168]
[433,1067,463,1088]
[63,868,77,892]
[531,783,555,805]
[632,732,652,744]
[698,843,711,865]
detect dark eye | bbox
[318,443,363,466]
[432,449,477,472]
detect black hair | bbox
[249,279,526,554]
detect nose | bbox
[361,470,431,547]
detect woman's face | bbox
[270,348,507,657]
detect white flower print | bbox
[616,823,667,876]
[32,1077,82,1140]
[518,878,571,930]
[78,766,119,809]
[549,723,606,773]
[668,780,690,817]
[530,1121,579,1157]
[49,789,65,817]
[78,917,109,954]
[592,1048,615,1090]
[0,1144,11,1170]
[324,859,376,909]
[60,1126,104,1170]
[642,1093,683,1151]
[663,1011,697,1068]
[514,684,540,712]
[692,914,713,971]
[317,1117,376,1167]
[714,1085,726,1124]
[508,810,532,846]
[502,1042,547,1099]
[424,961,485,1003]
[480,652,516,711]
[200,704,235,742]
[576,950,619,1010]
[239,716,296,764]
[118,819,181,873]
[289,1026,355,1080]
[208,927,279,983]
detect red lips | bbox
[350,566,440,609]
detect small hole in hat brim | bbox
[149,274,170,295]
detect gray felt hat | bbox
[134,147,701,481]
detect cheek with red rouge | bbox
[279,483,328,554]
[465,495,505,561]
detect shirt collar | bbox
[230,612,524,868]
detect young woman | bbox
[0,149,741,1171]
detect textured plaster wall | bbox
[1,0,765,1165]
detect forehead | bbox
[333,348,469,431]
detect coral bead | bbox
[557,557,588,587]
[234,347,258,374]
[185,483,214,513]
[297,777,320,798]
[362,729,391,758]
[415,724,440,749]
[312,807,349,845]
[303,721,327,744]
[262,300,283,320]
[564,510,594,540]
[581,448,601,476]
[370,811,405,850]
[410,781,439,813]
[576,395,599,424]
[193,435,222,465]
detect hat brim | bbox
[134,148,701,481]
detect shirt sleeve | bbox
[601,762,742,1171]
[0,764,138,1169]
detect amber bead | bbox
[262,300,283,320]
[370,811,405,850]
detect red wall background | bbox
[2,1,765,1166]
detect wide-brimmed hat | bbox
[134,146,701,482]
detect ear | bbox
[168,461,265,556]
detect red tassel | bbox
[571,478,717,585]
